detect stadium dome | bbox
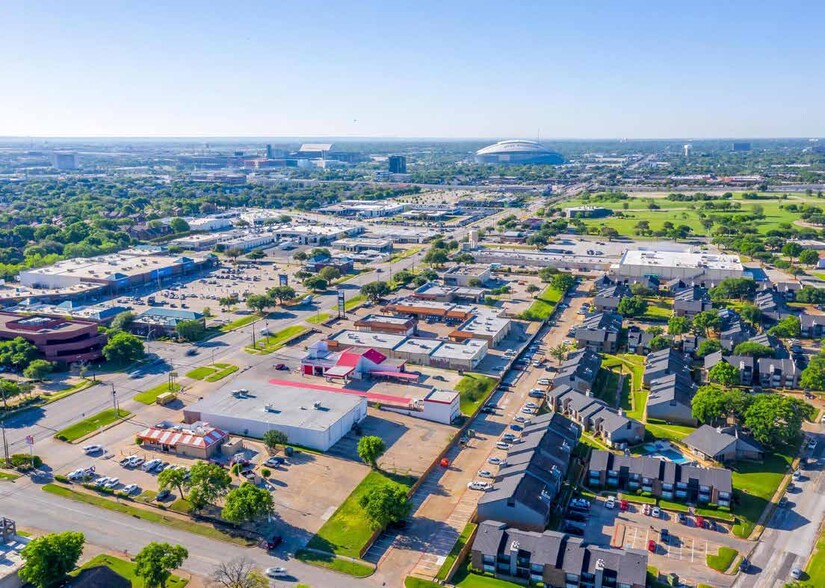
[474,139,564,165]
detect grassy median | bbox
[54,409,131,441]
[134,382,182,405]
[518,286,562,321]
[72,554,188,588]
[185,363,238,382]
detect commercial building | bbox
[449,310,511,347]
[414,389,459,424]
[471,521,648,588]
[367,226,439,243]
[429,339,488,370]
[52,152,77,170]
[412,282,486,303]
[215,232,279,252]
[300,341,411,382]
[388,155,407,174]
[615,250,744,283]
[319,200,406,218]
[384,298,476,322]
[170,233,226,251]
[472,248,611,272]
[354,314,417,336]
[0,312,106,363]
[19,250,213,291]
[183,379,367,452]
[587,451,733,508]
[563,206,612,219]
[188,217,234,232]
[442,265,493,287]
[474,140,564,165]
[131,308,204,337]
[477,413,579,532]
[136,422,229,459]
[331,237,394,253]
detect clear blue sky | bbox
[1,1,823,138]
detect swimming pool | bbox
[641,442,692,465]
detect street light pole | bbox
[111,383,118,414]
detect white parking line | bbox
[690,538,695,562]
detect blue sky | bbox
[1,1,823,138]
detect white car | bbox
[94,477,110,487]
[792,469,801,480]
[478,470,494,478]
[265,567,289,578]
[67,469,86,481]
[525,402,538,409]
[537,378,551,386]
[496,442,511,450]
[82,444,103,454]
[130,456,145,467]
[514,416,528,424]
[651,506,661,518]
[605,497,616,510]
[142,459,162,471]
[467,481,492,491]
[521,407,536,414]
[488,457,506,466]
[122,484,139,495]
[104,477,120,489]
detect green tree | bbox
[222,483,275,524]
[696,339,721,358]
[782,242,803,260]
[302,276,328,291]
[600,226,620,240]
[361,281,390,303]
[0,379,24,411]
[245,294,273,314]
[23,359,53,381]
[798,249,820,266]
[732,342,774,358]
[359,483,411,530]
[292,250,308,261]
[667,315,691,336]
[708,361,740,387]
[550,273,576,293]
[263,429,288,453]
[649,335,673,351]
[318,266,342,282]
[102,331,145,363]
[135,542,189,588]
[801,354,825,390]
[158,466,189,498]
[422,248,449,267]
[308,247,331,259]
[739,303,761,326]
[267,285,296,304]
[548,342,570,365]
[187,461,232,510]
[110,310,136,332]
[709,278,757,301]
[245,249,265,260]
[175,319,206,342]
[538,266,558,282]
[19,531,85,588]
[691,385,729,425]
[526,284,541,295]
[0,337,39,369]
[169,217,190,233]
[768,316,801,338]
[617,295,648,318]
[357,435,386,469]
[744,394,810,449]
[692,310,721,336]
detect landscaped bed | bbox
[134,382,182,405]
[706,546,738,572]
[185,363,238,382]
[245,325,308,354]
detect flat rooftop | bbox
[330,330,407,350]
[390,297,476,313]
[0,312,93,335]
[21,252,206,281]
[620,250,744,271]
[355,314,415,326]
[431,339,487,360]
[455,311,510,337]
[394,337,444,354]
[189,378,366,432]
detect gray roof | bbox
[647,373,696,409]
[683,425,738,457]
[555,349,601,387]
[801,313,825,328]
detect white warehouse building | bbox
[183,379,367,451]
[615,250,744,283]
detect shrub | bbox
[10,453,42,471]
[54,474,70,483]
[261,468,271,478]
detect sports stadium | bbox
[474,139,565,165]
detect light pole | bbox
[111,383,118,414]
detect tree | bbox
[110,310,136,332]
[768,316,801,338]
[696,339,721,358]
[739,303,761,326]
[158,466,188,498]
[691,385,729,425]
[526,284,540,295]
[708,361,740,387]
[550,273,576,293]
[796,287,825,304]
[782,242,803,260]
[467,277,484,287]
[801,354,825,390]
[649,335,673,351]
[263,429,288,453]
[245,294,273,314]
[24,359,53,381]
[0,337,39,369]
[176,319,206,342]
[744,394,811,449]
[359,483,411,530]
[187,461,232,510]
[361,281,390,303]
[667,316,691,336]
[302,276,328,291]
[267,285,296,304]
[357,435,386,469]
[538,266,558,283]
[600,226,620,240]
[0,379,24,411]
[548,342,570,365]
[732,342,774,358]
[709,278,757,301]
[422,248,449,267]
[630,283,651,296]
[292,250,308,261]
[318,266,342,282]
[222,483,275,524]
[218,296,237,310]
[135,542,189,588]
[19,531,85,588]
[308,247,331,259]
[692,310,721,336]
[224,248,244,262]
[453,253,476,264]
[169,217,190,234]
[799,249,820,266]
[210,557,269,588]
[102,331,145,363]
[617,296,648,318]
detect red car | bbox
[619,499,629,512]
[647,539,656,553]
[274,363,289,371]
[695,516,705,528]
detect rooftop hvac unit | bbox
[264,404,277,412]
[313,401,322,409]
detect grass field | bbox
[804,522,825,586]
[592,368,619,406]
[295,549,374,578]
[706,546,738,572]
[43,483,253,545]
[185,363,238,382]
[731,451,794,538]
[344,293,367,311]
[306,313,332,324]
[606,354,646,421]
[134,382,182,405]
[0,470,20,481]
[45,379,98,403]
[54,408,131,441]
[642,300,673,321]
[72,554,188,588]
[405,578,442,588]
[518,285,563,321]
[453,560,526,587]
[389,246,423,263]
[306,470,417,559]
[645,420,696,443]
[219,313,260,332]
[436,522,477,581]
[455,373,498,415]
[245,325,308,354]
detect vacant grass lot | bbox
[72,554,188,588]
[306,470,417,559]
[453,560,526,587]
[592,368,619,406]
[345,293,367,311]
[645,420,696,443]
[706,546,738,572]
[518,285,562,321]
[219,313,260,332]
[306,313,332,324]
[642,300,673,321]
[455,373,498,415]
[606,354,646,421]
[731,451,794,538]
[185,363,238,382]
[134,382,182,405]
[245,325,308,354]
[295,549,374,578]
[54,408,131,441]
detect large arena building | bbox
[474,140,564,165]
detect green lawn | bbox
[43,483,253,545]
[645,420,696,443]
[344,293,367,311]
[306,470,417,558]
[642,300,673,322]
[72,554,188,588]
[453,560,524,587]
[706,546,738,572]
[245,325,308,354]
[295,549,374,578]
[0,470,20,481]
[46,379,98,403]
[134,382,182,405]
[455,373,498,415]
[219,313,260,332]
[518,286,563,321]
[185,363,238,382]
[405,578,442,588]
[436,522,477,581]
[306,313,332,324]
[731,451,794,538]
[592,368,619,406]
[804,522,825,586]
[54,409,131,442]
[389,246,423,263]
[606,353,646,421]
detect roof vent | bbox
[510,540,520,551]
[313,401,322,409]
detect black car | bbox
[677,513,686,525]
[740,558,750,572]
[660,528,669,542]
[260,534,283,550]
[566,511,588,523]
[156,488,172,501]
[564,524,585,536]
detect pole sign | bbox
[337,289,346,317]
[279,274,288,286]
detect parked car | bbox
[477,470,494,478]
[103,478,120,489]
[648,540,656,553]
[467,481,492,491]
[265,567,289,578]
[264,457,285,467]
[739,558,750,572]
[651,506,661,518]
[604,496,615,509]
[678,512,687,525]
[695,516,705,528]
[570,498,590,510]
[660,528,669,542]
[156,488,172,501]
[496,442,511,450]
[260,535,283,550]
[142,459,162,472]
[566,511,588,523]
[619,499,629,512]
[537,378,551,386]
[122,484,139,495]
[274,363,289,371]
[791,567,802,580]
[82,444,103,454]
[528,389,544,398]
[488,457,506,466]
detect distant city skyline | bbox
[1,1,824,138]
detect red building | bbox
[0,312,106,363]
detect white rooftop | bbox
[431,339,488,360]
[331,330,407,350]
[620,250,744,271]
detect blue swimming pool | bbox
[641,443,692,465]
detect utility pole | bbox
[111,383,118,413]
[0,422,9,467]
